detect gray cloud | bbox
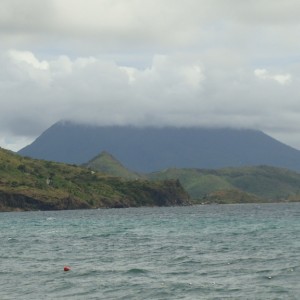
[0,1,300,150]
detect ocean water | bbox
[0,203,299,300]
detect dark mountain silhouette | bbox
[19,121,300,172]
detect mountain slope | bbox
[81,151,300,202]
[19,122,300,172]
[148,166,300,202]
[0,148,190,211]
[83,151,141,179]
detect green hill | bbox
[200,189,263,204]
[0,148,190,212]
[80,151,300,203]
[148,166,300,203]
[83,151,141,180]
[148,168,233,199]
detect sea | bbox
[0,203,299,300]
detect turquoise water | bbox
[1,203,299,299]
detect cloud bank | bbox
[1,0,300,150]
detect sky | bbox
[1,0,300,151]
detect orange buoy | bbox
[64,266,71,272]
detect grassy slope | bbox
[148,168,233,199]
[83,151,141,180]
[0,148,190,211]
[81,151,300,203]
[149,166,300,202]
[200,189,263,204]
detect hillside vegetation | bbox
[0,148,190,212]
[86,152,300,203]
[83,151,140,180]
[148,166,300,203]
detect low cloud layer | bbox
[1,1,300,150]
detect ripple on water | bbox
[0,203,299,299]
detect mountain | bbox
[72,150,300,203]
[148,166,300,202]
[19,121,300,172]
[0,147,190,212]
[83,151,141,180]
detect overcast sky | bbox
[1,0,300,151]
